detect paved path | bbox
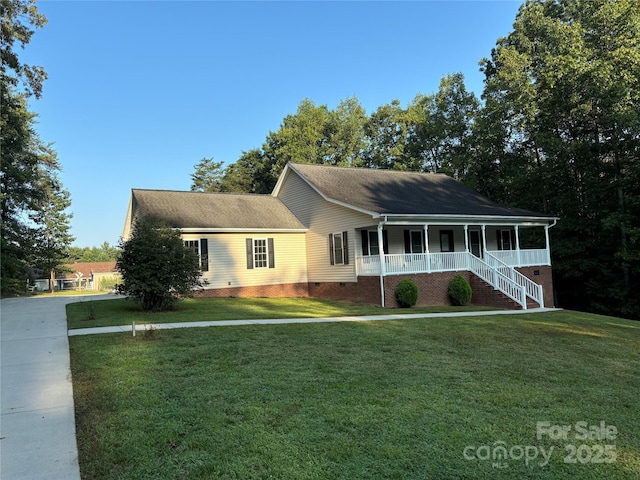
[0,295,115,480]
[68,307,560,336]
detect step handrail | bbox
[467,253,527,309]
[485,251,544,308]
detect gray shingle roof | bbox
[131,189,306,230]
[289,163,552,218]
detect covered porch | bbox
[355,221,553,277]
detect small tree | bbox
[116,217,203,311]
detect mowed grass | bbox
[69,310,640,480]
[66,296,495,329]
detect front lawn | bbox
[69,310,640,479]
[66,296,495,330]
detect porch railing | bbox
[485,252,544,308]
[467,254,527,309]
[486,248,550,267]
[357,252,469,276]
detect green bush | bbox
[395,278,419,308]
[448,275,472,306]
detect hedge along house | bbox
[123,162,558,309]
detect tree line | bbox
[1,0,74,294]
[192,0,639,319]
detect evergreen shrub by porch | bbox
[448,275,472,306]
[395,279,419,308]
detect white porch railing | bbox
[485,252,544,308]
[356,249,549,276]
[357,252,469,276]
[486,248,550,267]
[467,254,527,309]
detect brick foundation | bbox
[195,282,309,299]
[516,265,554,308]
[195,268,554,310]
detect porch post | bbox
[424,224,431,273]
[515,225,521,267]
[464,224,470,269]
[378,222,386,307]
[544,224,551,265]
[481,224,487,255]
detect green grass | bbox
[70,310,640,479]
[66,297,496,329]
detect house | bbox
[123,162,558,309]
[54,262,120,291]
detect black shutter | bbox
[361,230,369,256]
[329,234,335,265]
[343,231,349,264]
[268,238,275,268]
[200,238,209,271]
[404,230,411,253]
[383,230,389,254]
[246,238,254,269]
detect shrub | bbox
[448,275,472,306]
[116,217,204,311]
[395,278,419,308]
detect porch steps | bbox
[469,275,525,310]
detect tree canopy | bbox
[195,0,639,319]
[1,0,73,294]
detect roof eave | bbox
[178,227,309,234]
[380,213,559,226]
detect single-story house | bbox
[50,262,120,291]
[123,162,558,309]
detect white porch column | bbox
[378,222,386,307]
[424,224,431,273]
[464,224,470,269]
[481,224,487,255]
[544,225,551,265]
[515,225,521,267]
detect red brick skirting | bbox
[194,283,309,299]
[195,268,554,309]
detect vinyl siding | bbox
[277,170,373,282]
[181,232,308,289]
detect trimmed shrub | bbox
[395,278,419,308]
[448,275,472,306]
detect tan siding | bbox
[277,171,373,282]
[181,232,308,290]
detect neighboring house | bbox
[123,162,558,309]
[55,262,120,291]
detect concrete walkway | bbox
[0,294,115,480]
[68,307,560,336]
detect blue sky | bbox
[24,0,521,247]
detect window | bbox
[246,238,275,269]
[497,229,513,250]
[440,230,454,252]
[184,239,209,271]
[329,231,349,265]
[404,230,424,254]
[253,239,268,268]
[361,230,389,256]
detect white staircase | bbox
[467,252,544,310]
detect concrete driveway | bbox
[0,294,115,480]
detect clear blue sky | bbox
[23,0,521,248]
